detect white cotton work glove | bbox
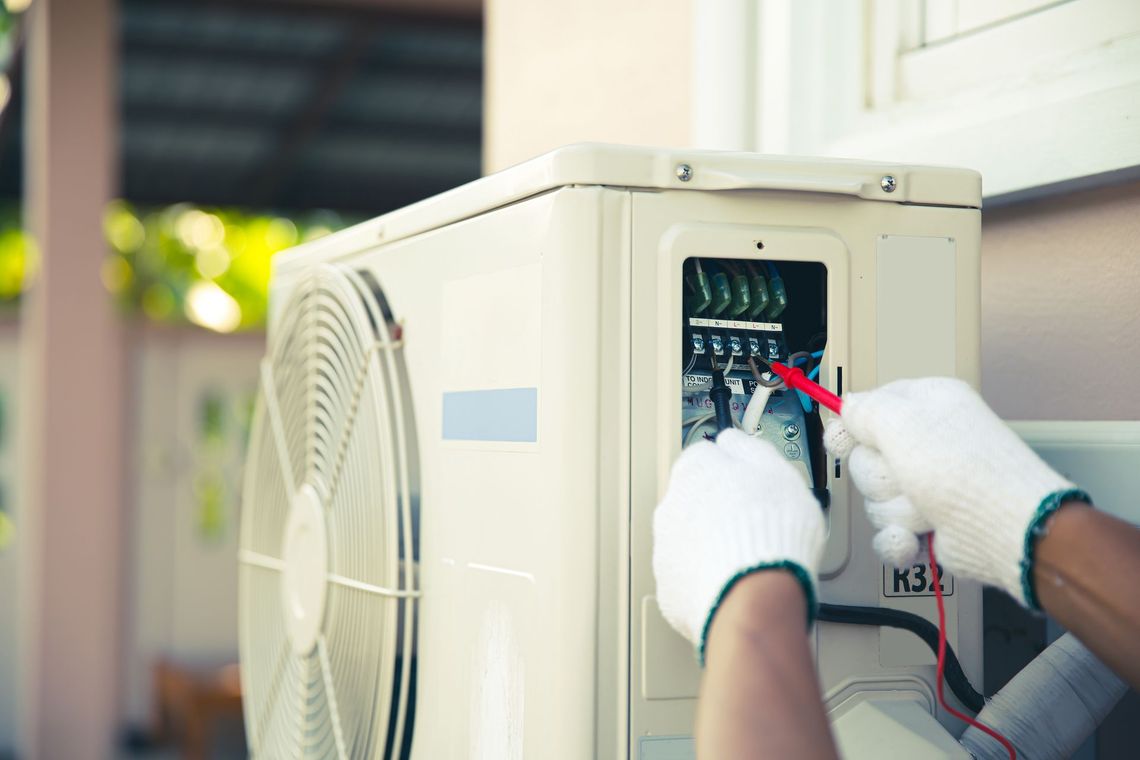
[824,377,1090,609]
[653,429,826,663]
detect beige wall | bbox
[981,182,1140,421]
[483,2,1139,422]
[484,0,691,172]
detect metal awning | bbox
[0,0,483,213]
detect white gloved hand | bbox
[824,377,1090,609]
[653,429,826,663]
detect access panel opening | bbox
[680,257,830,507]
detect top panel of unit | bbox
[275,143,981,273]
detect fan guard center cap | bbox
[281,483,328,655]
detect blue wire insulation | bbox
[790,351,825,410]
[796,363,822,410]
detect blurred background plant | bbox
[0,200,347,331]
[101,202,347,332]
[0,205,35,310]
[0,1,29,313]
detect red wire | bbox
[928,535,1017,759]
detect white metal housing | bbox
[245,144,984,758]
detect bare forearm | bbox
[1035,502,1140,689]
[697,571,838,760]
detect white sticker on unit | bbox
[876,235,956,383]
[638,735,695,760]
[683,373,748,394]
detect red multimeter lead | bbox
[764,360,843,414]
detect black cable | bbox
[803,405,830,510]
[818,603,986,713]
[807,332,828,353]
[709,368,734,433]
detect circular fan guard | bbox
[239,264,418,759]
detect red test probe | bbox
[765,360,843,414]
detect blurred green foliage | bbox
[0,201,347,330]
[102,201,346,332]
[0,206,36,308]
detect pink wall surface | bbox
[981,181,1140,420]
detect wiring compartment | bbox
[681,257,830,504]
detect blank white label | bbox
[876,236,957,382]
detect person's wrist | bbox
[1030,498,1095,613]
[1021,490,1094,609]
[699,562,816,666]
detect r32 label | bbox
[882,561,954,597]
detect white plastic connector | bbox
[742,385,774,436]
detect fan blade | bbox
[318,635,350,760]
[300,652,338,758]
[260,359,299,498]
[240,550,286,573]
[327,572,417,598]
[251,642,290,753]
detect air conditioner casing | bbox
[267,144,983,758]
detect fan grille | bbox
[239,264,417,759]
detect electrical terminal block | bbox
[709,335,725,356]
[690,334,706,354]
[729,336,744,356]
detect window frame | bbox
[695,0,1140,201]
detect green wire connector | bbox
[727,274,752,316]
[747,272,770,319]
[686,270,713,314]
[709,272,732,316]
[765,274,788,320]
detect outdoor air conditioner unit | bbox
[238,144,984,759]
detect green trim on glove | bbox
[1020,488,1092,610]
[697,560,817,667]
